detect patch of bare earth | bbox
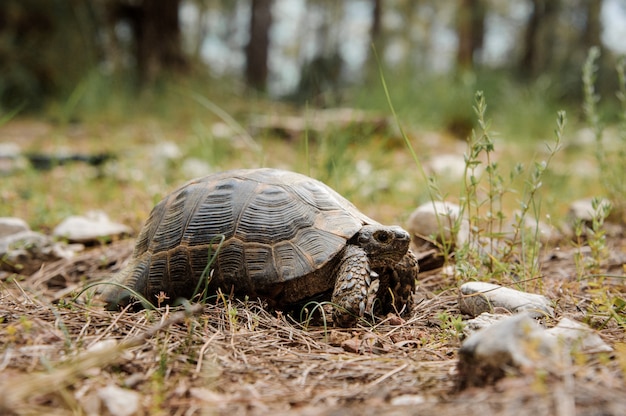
[0,235,625,415]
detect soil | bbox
[0,230,625,415]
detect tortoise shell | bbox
[102,168,381,308]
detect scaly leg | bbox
[331,245,378,327]
[376,249,419,315]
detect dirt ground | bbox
[0,230,625,415]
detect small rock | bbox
[427,154,467,180]
[546,317,612,354]
[406,201,462,244]
[86,339,118,353]
[0,230,49,254]
[391,394,426,406]
[189,387,225,405]
[153,141,182,161]
[0,142,27,174]
[97,385,140,416]
[462,312,510,337]
[149,141,183,172]
[0,230,82,273]
[53,211,131,244]
[181,157,212,178]
[340,335,388,354]
[211,122,235,139]
[341,337,361,353]
[457,314,612,389]
[502,211,562,245]
[568,197,611,224]
[0,142,21,158]
[459,282,554,318]
[457,313,559,389]
[0,217,30,237]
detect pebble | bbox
[1,212,128,274]
[457,313,612,389]
[462,312,510,337]
[0,228,82,274]
[0,217,30,237]
[427,154,468,180]
[181,157,213,178]
[568,197,612,223]
[501,211,562,245]
[53,210,131,243]
[97,385,140,416]
[406,201,463,245]
[391,394,426,406]
[459,281,554,318]
[457,313,559,388]
[546,317,613,354]
[0,142,27,174]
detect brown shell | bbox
[115,168,377,304]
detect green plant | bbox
[192,235,225,304]
[300,301,333,337]
[582,47,626,222]
[458,90,510,275]
[586,197,612,275]
[453,92,563,287]
[437,311,464,340]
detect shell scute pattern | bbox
[182,180,238,245]
[237,183,313,244]
[100,168,418,327]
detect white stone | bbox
[211,122,235,139]
[458,314,613,388]
[427,154,467,180]
[0,143,27,174]
[97,385,140,416]
[462,312,510,337]
[406,201,462,244]
[546,317,613,354]
[153,141,182,160]
[568,197,612,223]
[86,339,118,353]
[459,282,554,318]
[0,230,50,254]
[0,217,30,238]
[460,313,557,369]
[391,394,426,406]
[502,211,562,245]
[457,313,562,389]
[181,158,212,178]
[53,211,131,243]
[0,142,21,158]
[0,230,82,272]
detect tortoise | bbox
[99,168,418,326]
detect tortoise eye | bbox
[374,230,390,243]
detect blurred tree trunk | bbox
[108,0,187,85]
[245,0,273,92]
[456,0,485,71]
[371,0,382,39]
[519,0,559,78]
[582,0,601,49]
[365,0,382,77]
[136,0,187,84]
[0,0,99,110]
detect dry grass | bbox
[1,235,625,415]
[0,111,625,414]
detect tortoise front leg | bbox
[331,245,378,327]
[376,249,419,315]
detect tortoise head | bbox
[351,224,410,267]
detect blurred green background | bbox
[0,0,624,230]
